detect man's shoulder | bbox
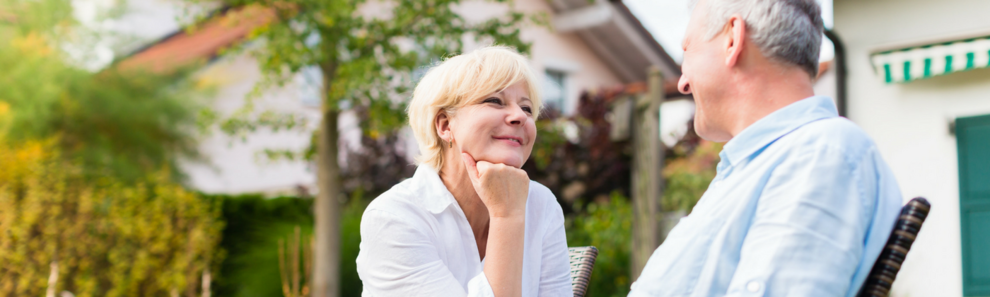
[787,117,878,155]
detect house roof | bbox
[548,0,681,86]
[117,5,275,73]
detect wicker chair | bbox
[568,246,599,297]
[857,197,931,297]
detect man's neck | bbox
[724,67,816,138]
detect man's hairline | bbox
[688,0,821,78]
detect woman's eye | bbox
[521,106,532,114]
[483,97,503,105]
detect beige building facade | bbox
[834,0,990,295]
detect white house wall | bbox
[457,0,624,114]
[813,65,837,101]
[181,52,326,196]
[835,0,990,296]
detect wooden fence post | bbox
[630,66,665,281]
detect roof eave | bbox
[551,0,681,84]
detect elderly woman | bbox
[355,46,571,296]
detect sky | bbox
[623,0,835,63]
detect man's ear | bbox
[435,111,452,142]
[724,15,746,67]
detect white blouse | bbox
[356,165,572,297]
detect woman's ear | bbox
[435,111,452,142]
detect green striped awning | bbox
[871,35,990,83]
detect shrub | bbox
[0,140,222,297]
[565,192,633,297]
[523,89,634,214]
[208,194,313,297]
[209,193,367,297]
[662,140,722,213]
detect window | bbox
[543,69,567,113]
[957,114,990,296]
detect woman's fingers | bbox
[475,160,494,176]
[460,153,530,217]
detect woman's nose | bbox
[507,106,527,125]
[678,74,692,95]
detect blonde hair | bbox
[407,46,542,170]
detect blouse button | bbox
[746,281,761,293]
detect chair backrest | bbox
[858,197,931,297]
[568,246,599,297]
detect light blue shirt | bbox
[629,96,903,297]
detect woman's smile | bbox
[492,135,524,147]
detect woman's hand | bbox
[461,153,530,218]
[461,152,527,297]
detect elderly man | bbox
[628,0,903,296]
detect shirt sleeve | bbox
[467,272,496,297]
[725,144,877,296]
[357,208,494,297]
[538,197,574,297]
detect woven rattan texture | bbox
[568,246,599,297]
[858,197,931,297]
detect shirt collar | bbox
[411,165,458,214]
[720,96,838,166]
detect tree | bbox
[0,1,221,295]
[0,0,206,182]
[187,0,536,295]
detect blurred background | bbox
[1,0,988,296]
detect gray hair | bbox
[693,0,824,78]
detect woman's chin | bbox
[505,159,525,168]
[477,155,526,168]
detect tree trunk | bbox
[314,63,341,297]
[630,67,665,282]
